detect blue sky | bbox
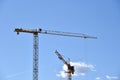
[0,0,120,80]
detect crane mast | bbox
[33,33,39,80]
[14,28,97,80]
[15,28,41,80]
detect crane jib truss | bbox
[14,28,97,80]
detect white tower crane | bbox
[14,28,97,80]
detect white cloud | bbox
[5,71,26,80]
[56,61,95,78]
[95,77,101,80]
[56,71,67,78]
[106,75,119,80]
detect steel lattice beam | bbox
[33,33,39,80]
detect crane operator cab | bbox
[67,64,75,74]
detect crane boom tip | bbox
[83,36,97,39]
[55,50,63,60]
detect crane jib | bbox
[14,28,97,39]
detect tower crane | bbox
[55,50,74,80]
[14,28,97,80]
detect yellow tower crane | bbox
[55,50,74,80]
[14,28,97,80]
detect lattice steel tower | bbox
[33,33,39,80]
